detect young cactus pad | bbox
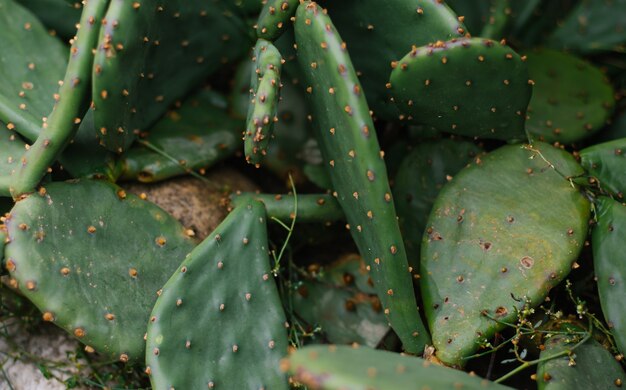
[390,38,531,141]
[0,0,67,141]
[256,0,299,41]
[92,0,249,153]
[536,329,625,389]
[421,142,590,365]
[580,138,626,197]
[592,197,626,358]
[295,1,429,353]
[3,179,196,363]
[145,201,288,390]
[0,126,28,196]
[245,39,283,167]
[525,49,615,143]
[283,345,511,389]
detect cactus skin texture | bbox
[256,0,299,41]
[92,0,249,154]
[580,139,626,197]
[536,326,625,389]
[390,38,531,141]
[393,139,482,270]
[245,39,283,167]
[120,90,240,183]
[318,0,465,121]
[548,0,626,54]
[525,49,615,144]
[231,192,343,224]
[421,142,590,366]
[295,1,429,354]
[10,0,109,199]
[592,197,626,358]
[0,0,68,141]
[445,0,510,39]
[0,126,28,196]
[283,345,511,390]
[4,179,196,363]
[145,201,288,390]
[16,0,82,39]
[293,254,390,347]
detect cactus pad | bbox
[421,142,590,365]
[284,345,510,389]
[145,201,288,390]
[592,196,626,357]
[92,0,249,153]
[295,1,429,353]
[537,329,625,389]
[4,179,196,362]
[319,0,465,120]
[525,49,615,143]
[580,139,626,197]
[390,38,531,140]
[120,90,240,183]
[256,0,298,41]
[0,126,27,196]
[393,138,482,268]
[292,254,389,347]
[0,0,67,141]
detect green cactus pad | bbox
[421,142,590,365]
[525,49,615,144]
[537,330,625,389]
[319,0,465,121]
[4,179,196,362]
[285,345,510,389]
[445,0,510,39]
[0,126,28,196]
[292,254,389,347]
[393,138,482,269]
[548,0,626,54]
[10,0,109,198]
[295,1,429,353]
[245,39,283,166]
[580,139,626,197]
[16,0,82,38]
[230,192,343,224]
[592,197,626,358]
[0,0,67,141]
[256,0,298,41]
[390,38,531,140]
[92,0,249,153]
[145,201,288,390]
[120,90,241,183]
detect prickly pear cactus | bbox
[0,0,67,141]
[548,0,626,54]
[421,142,590,365]
[4,179,196,363]
[536,327,625,389]
[592,196,626,357]
[284,345,511,389]
[292,254,389,347]
[231,192,343,224]
[295,1,429,353]
[393,138,482,267]
[319,0,465,120]
[0,126,27,196]
[16,0,82,38]
[525,49,615,143]
[145,201,288,390]
[245,39,283,167]
[92,0,250,153]
[390,38,531,140]
[120,89,241,183]
[580,139,626,197]
[256,0,298,41]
